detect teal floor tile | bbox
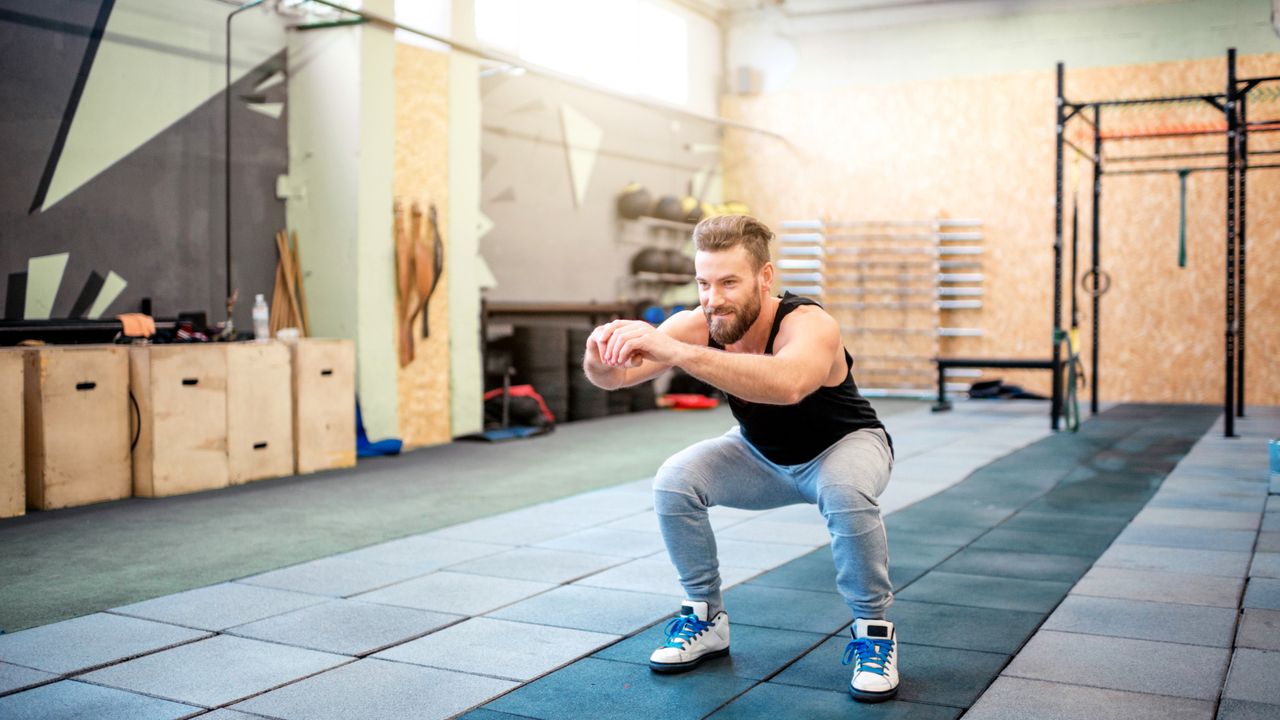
[708,682,961,719]
[895,572,1071,614]
[593,619,826,680]
[934,547,1093,583]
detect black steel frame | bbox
[1054,48,1276,437]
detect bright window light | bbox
[475,0,690,107]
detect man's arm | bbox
[582,311,706,390]
[608,306,841,405]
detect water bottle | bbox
[252,293,270,341]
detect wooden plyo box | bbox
[24,345,132,510]
[290,339,356,474]
[130,344,228,497]
[226,341,294,484]
[1,350,24,518]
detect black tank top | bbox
[709,293,891,465]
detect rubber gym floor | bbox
[0,399,1276,720]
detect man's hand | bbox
[601,320,685,368]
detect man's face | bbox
[695,246,768,346]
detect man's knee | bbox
[653,461,708,512]
[817,482,879,518]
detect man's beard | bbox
[705,286,762,346]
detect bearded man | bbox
[582,215,899,703]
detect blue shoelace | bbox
[841,637,894,676]
[662,614,711,648]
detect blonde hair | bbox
[692,215,773,272]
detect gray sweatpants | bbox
[653,425,894,620]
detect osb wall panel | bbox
[394,43,451,447]
[723,53,1279,405]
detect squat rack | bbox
[1054,48,1280,437]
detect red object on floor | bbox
[660,394,720,410]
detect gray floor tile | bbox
[1044,595,1237,647]
[0,680,200,720]
[1224,648,1280,705]
[1251,553,1280,579]
[710,538,816,569]
[198,711,273,719]
[0,612,210,674]
[336,535,509,569]
[574,558,758,597]
[965,676,1213,720]
[1217,698,1280,720]
[718,519,834,546]
[225,599,461,656]
[1149,494,1262,513]
[533,527,667,558]
[1095,544,1253,578]
[79,635,349,708]
[444,546,626,583]
[236,556,433,597]
[1130,507,1261,531]
[1244,578,1280,611]
[110,583,326,631]
[720,584,854,634]
[746,548,839,593]
[427,516,585,545]
[708,681,961,719]
[1258,532,1280,553]
[373,617,618,681]
[231,658,516,720]
[1235,609,1280,651]
[1071,566,1245,608]
[934,547,1094,583]
[1115,525,1258,552]
[0,663,57,697]
[971,528,1115,557]
[353,571,554,615]
[884,520,989,549]
[773,635,1006,708]
[896,571,1071,614]
[485,656,754,720]
[488,585,674,635]
[1004,630,1230,700]
[594,619,825,680]
[886,600,1043,655]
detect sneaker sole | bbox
[850,685,898,703]
[648,647,730,674]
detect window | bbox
[475,0,690,107]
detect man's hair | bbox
[692,215,773,272]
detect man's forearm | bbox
[675,344,809,405]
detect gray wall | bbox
[479,70,721,306]
[0,0,288,331]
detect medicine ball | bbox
[663,249,693,276]
[617,183,652,219]
[631,247,668,275]
[654,194,685,222]
[681,196,703,223]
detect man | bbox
[582,215,899,703]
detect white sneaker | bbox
[648,600,730,673]
[843,618,899,702]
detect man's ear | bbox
[760,261,774,293]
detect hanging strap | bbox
[1178,169,1190,268]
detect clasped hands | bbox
[588,319,684,369]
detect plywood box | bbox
[1,350,24,518]
[131,344,228,497]
[24,345,131,510]
[291,339,356,474]
[226,341,294,484]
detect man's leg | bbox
[797,427,897,702]
[653,427,805,616]
[799,427,893,619]
[649,427,803,672]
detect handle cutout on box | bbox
[182,378,199,386]
[75,382,96,391]
[253,442,268,450]
[320,369,334,376]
